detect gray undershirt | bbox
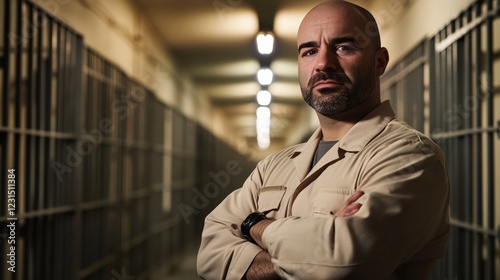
[312,140,338,166]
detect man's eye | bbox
[336,45,354,53]
[301,49,317,57]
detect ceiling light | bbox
[256,106,271,150]
[257,129,270,149]
[257,68,273,86]
[256,106,271,120]
[257,90,272,106]
[256,32,274,55]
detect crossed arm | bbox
[198,139,449,280]
[244,191,365,280]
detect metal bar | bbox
[462,13,473,279]
[2,0,10,127]
[27,3,37,215]
[72,38,84,279]
[485,1,495,278]
[74,35,83,133]
[35,8,45,211]
[27,3,34,129]
[427,41,442,280]
[450,218,497,237]
[433,34,442,140]
[47,16,54,210]
[61,28,69,208]
[55,26,64,209]
[431,125,500,139]
[472,3,483,278]
[438,29,452,280]
[416,59,424,132]
[448,27,460,277]
[56,23,62,134]
[15,0,22,128]
[72,33,84,280]
[0,126,77,138]
[428,37,436,135]
[453,30,468,278]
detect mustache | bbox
[307,72,350,88]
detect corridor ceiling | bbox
[132,0,368,154]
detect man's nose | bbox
[315,48,339,72]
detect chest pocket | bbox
[257,186,287,214]
[313,188,355,215]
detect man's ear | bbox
[375,47,389,76]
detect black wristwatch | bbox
[241,211,268,244]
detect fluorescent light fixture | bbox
[256,106,271,149]
[257,129,270,149]
[256,118,271,130]
[257,68,273,86]
[256,106,271,119]
[256,32,274,55]
[256,90,272,106]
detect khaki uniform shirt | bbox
[197,101,450,280]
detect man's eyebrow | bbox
[298,41,319,53]
[297,36,358,53]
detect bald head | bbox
[299,0,381,50]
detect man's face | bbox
[297,5,379,117]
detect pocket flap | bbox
[258,186,287,212]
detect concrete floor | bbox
[146,242,200,280]
[166,249,199,280]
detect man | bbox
[197,1,450,279]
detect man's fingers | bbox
[343,202,362,214]
[336,191,364,217]
[346,190,364,203]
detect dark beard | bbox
[301,71,376,117]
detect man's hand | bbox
[336,190,364,217]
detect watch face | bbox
[241,212,267,243]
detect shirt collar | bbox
[339,100,395,152]
[291,100,395,157]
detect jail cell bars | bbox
[0,0,83,279]
[381,41,427,133]
[429,1,500,279]
[381,1,500,279]
[0,0,257,279]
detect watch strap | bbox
[241,211,268,244]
